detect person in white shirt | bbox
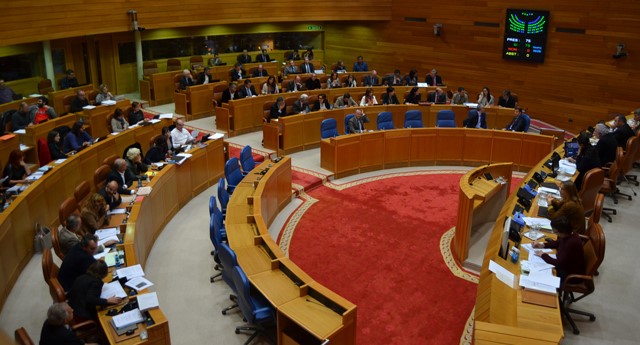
[170,119,195,146]
[359,88,378,106]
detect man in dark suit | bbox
[347,109,370,134]
[498,89,517,108]
[612,114,635,148]
[197,67,213,85]
[593,123,617,166]
[425,68,443,86]
[286,75,305,92]
[237,49,251,64]
[427,88,446,104]
[381,86,400,105]
[362,70,380,87]
[98,180,122,211]
[70,90,89,113]
[39,303,88,345]
[106,158,136,195]
[256,49,271,62]
[505,107,527,132]
[313,93,331,111]
[57,234,97,291]
[179,69,195,90]
[463,105,487,129]
[305,73,321,90]
[267,96,286,122]
[292,94,310,114]
[251,64,269,77]
[229,63,246,81]
[239,79,257,98]
[300,57,315,74]
[221,83,240,103]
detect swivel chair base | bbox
[222,294,238,315]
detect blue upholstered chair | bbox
[404,110,423,128]
[522,114,531,132]
[209,195,216,216]
[209,215,222,282]
[218,242,239,315]
[232,266,276,344]
[344,113,355,134]
[320,118,339,139]
[377,111,394,130]
[436,110,456,128]
[217,178,229,216]
[239,145,255,176]
[224,157,244,194]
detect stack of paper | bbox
[116,264,145,280]
[209,133,225,140]
[158,113,174,119]
[108,208,127,215]
[519,271,560,294]
[93,247,111,260]
[522,217,552,230]
[95,227,119,247]
[488,260,516,288]
[112,308,144,329]
[101,281,127,299]
[125,277,154,292]
[136,292,160,311]
[136,186,152,196]
[520,243,553,254]
[558,159,577,175]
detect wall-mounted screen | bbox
[502,9,550,63]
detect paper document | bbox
[112,308,144,329]
[20,144,30,151]
[137,292,160,311]
[520,273,560,295]
[101,281,127,299]
[538,187,561,195]
[463,102,479,108]
[158,113,174,119]
[558,159,576,175]
[104,252,117,267]
[209,133,224,140]
[93,247,112,260]
[528,253,555,265]
[520,243,553,253]
[95,227,119,240]
[108,208,127,215]
[116,264,145,280]
[13,129,26,134]
[28,93,42,98]
[101,100,117,105]
[54,159,66,164]
[126,277,154,292]
[149,119,161,124]
[520,260,554,274]
[136,186,152,196]
[83,105,96,110]
[98,235,119,247]
[488,260,516,288]
[524,231,545,241]
[522,217,552,229]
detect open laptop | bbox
[564,141,579,158]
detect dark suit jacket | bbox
[498,96,516,108]
[39,321,84,345]
[347,115,370,134]
[68,274,108,320]
[251,69,269,77]
[292,100,310,114]
[300,62,315,74]
[98,187,122,210]
[58,244,96,291]
[463,110,487,129]
[362,75,380,87]
[269,103,286,122]
[305,78,321,90]
[425,74,443,86]
[427,92,446,104]
[505,115,526,132]
[237,55,252,64]
[313,99,332,111]
[179,76,194,90]
[286,80,305,92]
[381,93,400,105]
[256,54,271,62]
[596,133,618,165]
[229,69,246,81]
[575,149,601,190]
[197,73,213,85]
[239,86,258,98]
[106,168,135,194]
[70,97,89,113]
[614,124,635,148]
[221,89,240,103]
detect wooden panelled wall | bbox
[324,0,640,133]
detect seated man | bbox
[171,119,195,146]
[239,79,257,98]
[57,234,98,291]
[334,60,347,73]
[60,69,79,90]
[256,49,271,63]
[300,57,315,74]
[347,109,370,134]
[362,70,379,87]
[463,105,487,129]
[40,302,99,345]
[425,68,443,86]
[128,101,146,125]
[70,90,89,113]
[451,87,469,105]
[63,121,93,153]
[267,96,286,122]
[504,106,527,132]
[29,96,58,124]
[390,69,403,86]
[221,83,240,103]
[612,113,635,147]
[208,53,223,66]
[0,79,19,104]
[252,64,269,77]
[284,60,298,76]
[292,94,311,115]
[593,123,617,166]
[98,180,122,211]
[334,93,357,108]
[427,88,446,104]
[381,86,400,105]
[352,55,368,72]
[305,73,321,90]
[287,75,305,92]
[107,158,136,195]
[230,63,246,81]
[197,67,213,85]
[58,215,115,255]
[11,102,31,131]
[179,69,195,90]
[287,49,301,61]
[313,94,332,111]
[237,49,252,64]
[498,89,517,108]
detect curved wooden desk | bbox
[226,157,357,345]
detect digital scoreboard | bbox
[502,9,550,63]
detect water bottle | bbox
[510,247,520,263]
[115,254,121,269]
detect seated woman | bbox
[80,193,109,235]
[360,88,378,106]
[68,260,122,322]
[404,68,418,86]
[3,150,31,187]
[571,131,601,190]
[145,136,168,164]
[261,76,279,95]
[47,130,66,160]
[334,60,347,73]
[477,86,494,107]
[344,74,357,88]
[126,147,149,182]
[533,216,585,281]
[404,87,421,104]
[63,121,94,153]
[161,126,174,155]
[327,72,342,89]
[546,181,586,235]
[94,84,114,104]
[110,108,129,133]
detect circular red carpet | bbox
[288,172,478,345]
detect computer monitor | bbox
[564,140,579,158]
[498,217,512,260]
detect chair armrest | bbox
[562,274,592,288]
[252,307,272,316]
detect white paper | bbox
[538,187,560,195]
[129,124,139,129]
[519,275,557,294]
[28,93,42,98]
[558,159,576,175]
[209,133,224,140]
[149,119,161,124]
[520,243,553,253]
[13,129,26,134]
[101,100,117,105]
[93,247,112,260]
[95,227,119,240]
[97,235,119,247]
[54,159,66,164]
[116,264,145,280]
[104,252,117,267]
[522,217,552,229]
[528,253,556,265]
[488,260,515,288]
[83,105,96,110]
[520,260,554,274]
[137,292,160,311]
[126,277,154,292]
[111,132,120,136]
[19,144,30,151]
[101,281,127,299]
[112,308,144,329]
[153,162,165,168]
[158,113,174,119]
[524,231,545,241]
[108,208,127,215]
[136,186,152,196]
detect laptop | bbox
[564,140,579,158]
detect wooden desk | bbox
[80,100,132,139]
[48,85,94,115]
[225,157,357,345]
[20,114,80,165]
[173,84,214,121]
[140,72,179,106]
[0,97,40,115]
[455,163,513,266]
[0,134,20,168]
[320,128,555,179]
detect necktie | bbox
[246,88,251,96]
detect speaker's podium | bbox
[455,163,513,271]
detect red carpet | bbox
[288,173,477,345]
[291,168,325,193]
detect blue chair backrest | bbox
[522,114,531,132]
[344,114,355,134]
[219,242,238,291]
[320,118,339,139]
[377,111,394,130]
[217,178,229,213]
[239,145,255,173]
[224,157,244,192]
[404,110,423,128]
[209,215,216,250]
[209,195,216,216]
[436,110,456,128]
[232,266,274,324]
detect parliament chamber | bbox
[1,0,640,344]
